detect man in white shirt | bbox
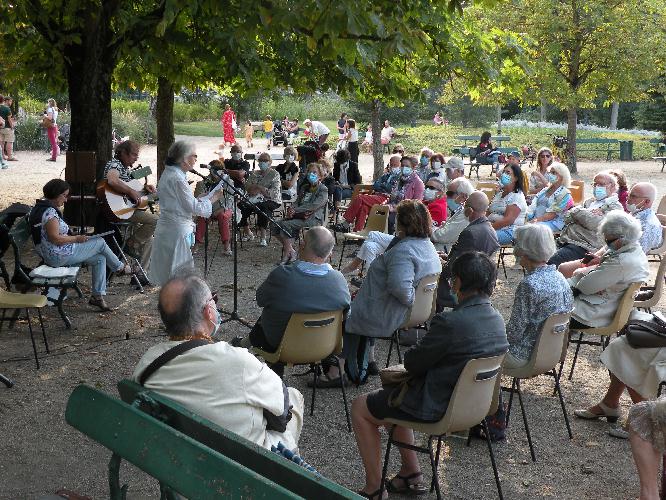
[303,119,330,146]
[132,274,304,451]
[431,177,475,251]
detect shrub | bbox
[173,101,220,121]
[111,99,151,119]
[112,110,156,145]
[15,113,71,152]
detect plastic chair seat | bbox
[0,290,48,308]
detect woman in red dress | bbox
[221,104,236,146]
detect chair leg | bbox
[506,378,516,427]
[553,361,565,396]
[74,284,83,298]
[310,364,318,416]
[334,357,351,432]
[386,334,395,368]
[337,240,347,269]
[433,437,443,492]
[515,379,536,462]
[380,425,395,495]
[56,288,72,329]
[427,435,442,500]
[0,373,13,388]
[37,309,49,353]
[568,333,584,380]
[552,369,573,439]
[396,334,402,364]
[25,309,40,369]
[481,420,504,500]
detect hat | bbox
[508,150,521,158]
[445,157,464,171]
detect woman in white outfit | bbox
[148,141,223,286]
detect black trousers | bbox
[239,200,280,228]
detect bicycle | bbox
[550,134,568,162]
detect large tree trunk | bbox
[496,105,502,134]
[156,77,175,179]
[566,107,578,173]
[540,98,547,122]
[371,99,383,181]
[610,101,619,129]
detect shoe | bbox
[385,472,428,495]
[89,296,113,312]
[608,425,629,439]
[574,402,620,423]
[230,336,244,348]
[259,238,267,247]
[333,222,350,232]
[46,158,56,162]
[1,164,7,170]
[357,487,386,500]
[7,157,17,161]
[350,276,364,288]
[241,233,255,242]
[224,249,233,256]
[280,249,297,265]
[307,373,349,388]
[367,361,380,376]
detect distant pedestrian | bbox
[244,120,254,148]
[264,115,274,150]
[221,104,237,146]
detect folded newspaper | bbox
[29,265,80,278]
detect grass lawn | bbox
[174,121,221,137]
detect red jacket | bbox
[426,197,448,226]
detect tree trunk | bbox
[496,105,502,134]
[540,98,547,122]
[371,99,383,181]
[566,107,578,173]
[610,101,619,129]
[156,77,175,179]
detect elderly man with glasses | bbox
[430,177,475,252]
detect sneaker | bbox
[1,163,7,170]
[259,238,267,247]
[46,158,56,162]
[608,425,629,439]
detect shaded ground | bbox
[1,138,666,499]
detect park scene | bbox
[2,1,666,499]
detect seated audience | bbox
[431,177,475,251]
[525,162,574,232]
[611,169,629,211]
[628,397,666,498]
[234,227,350,374]
[547,170,623,267]
[350,252,508,499]
[193,160,234,256]
[224,144,251,188]
[316,200,442,386]
[437,191,499,308]
[238,152,282,246]
[627,182,663,252]
[275,146,299,201]
[427,153,447,183]
[528,147,553,195]
[422,178,447,226]
[31,179,135,312]
[332,149,362,209]
[416,147,434,182]
[133,274,304,451]
[444,156,466,186]
[503,224,573,369]
[568,211,648,330]
[488,163,528,244]
[272,163,328,264]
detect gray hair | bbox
[304,226,335,258]
[166,140,196,166]
[599,211,642,245]
[158,274,211,338]
[596,170,619,191]
[425,178,445,191]
[451,177,474,196]
[513,224,557,263]
[550,162,571,188]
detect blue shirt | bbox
[635,208,663,253]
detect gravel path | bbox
[1,137,665,499]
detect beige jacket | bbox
[558,195,623,252]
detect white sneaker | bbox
[259,238,267,247]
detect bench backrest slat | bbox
[117,380,360,499]
[576,138,619,144]
[66,385,300,499]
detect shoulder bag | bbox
[139,339,211,385]
[379,364,413,407]
[623,312,666,349]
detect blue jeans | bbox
[495,226,514,245]
[333,186,353,203]
[537,218,565,232]
[47,239,123,296]
[547,243,587,267]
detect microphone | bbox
[188,169,207,180]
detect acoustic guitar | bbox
[97,165,158,222]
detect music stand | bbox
[64,151,97,235]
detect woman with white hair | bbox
[567,211,648,331]
[149,141,223,286]
[503,224,574,369]
[526,162,574,232]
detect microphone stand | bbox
[196,170,293,329]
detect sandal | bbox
[89,296,113,312]
[116,263,141,277]
[385,472,428,495]
[357,487,385,499]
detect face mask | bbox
[606,237,619,250]
[594,186,607,200]
[212,306,222,336]
[391,167,401,175]
[231,152,241,160]
[447,197,460,212]
[402,166,413,177]
[547,173,558,184]
[307,172,319,184]
[286,155,295,162]
[424,188,437,201]
[420,156,429,166]
[626,203,639,214]
[432,161,442,170]
[258,161,269,170]
[499,173,512,187]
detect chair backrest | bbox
[647,226,666,256]
[607,282,643,331]
[275,310,344,365]
[634,259,666,309]
[480,188,496,203]
[475,181,498,191]
[437,354,506,434]
[657,194,666,216]
[350,184,374,202]
[401,273,440,329]
[569,185,584,205]
[526,311,572,376]
[0,222,31,284]
[364,204,390,233]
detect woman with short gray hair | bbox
[503,224,574,369]
[149,140,223,285]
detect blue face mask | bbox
[258,161,269,170]
[447,197,460,212]
[402,166,413,177]
[499,173,512,187]
[420,156,429,166]
[231,152,241,160]
[212,305,222,336]
[547,173,558,184]
[307,172,319,184]
[594,186,607,200]
[451,290,459,305]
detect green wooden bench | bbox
[454,147,520,179]
[575,138,619,161]
[649,138,666,155]
[65,381,361,499]
[454,135,511,147]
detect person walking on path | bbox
[221,104,237,146]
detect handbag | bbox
[41,116,54,129]
[379,364,412,407]
[623,312,666,348]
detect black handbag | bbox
[623,312,666,348]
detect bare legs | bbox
[629,428,661,500]
[585,373,645,415]
[342,257,363,275]
[352,394,421,497]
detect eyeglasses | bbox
[539,153,552,158]
[628,193,648,200]
[592,182,609,187]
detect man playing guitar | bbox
[102,140,157,267]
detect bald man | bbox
[437,191,500,308]
[132,274,304,451]
[628,182,663,253]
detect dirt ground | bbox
[1,137,666,499]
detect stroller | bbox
[272,121,288,147]
[58,123,70,153]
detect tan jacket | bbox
[558,195,623,252]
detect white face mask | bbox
[286,155,295,162]
[626,203,640,214]
[432,161,442,170]
[424,188,437,201]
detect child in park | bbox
[244,120,254,148]
[263,115,274,150]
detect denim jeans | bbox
[495,226,515,245]
[47,238,123,296]
[547,243,588,267]
[538,218,565,232]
